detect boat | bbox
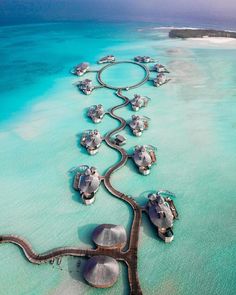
[80,129,103,155]
[130,94,150,111]
[146,192,177,242]
[153,74,170,87]
[77,79,94,95]
[73,166,101,205]
[97,55,115,64]
[129,115,149,137]
[71,62,89,76]
[132,145,156,175]
[87,104,105,123]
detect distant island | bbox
[169,29,236,39]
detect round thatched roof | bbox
[83,255,119,288]
[129,116,145,130]
[85,131,102,148]
[148,201,173,229]
[79,175,100,194]
[89,105,104,117]
[92,224,127,249]
[133,146,152,167]
[79,62,89,69]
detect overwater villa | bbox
[77,79,94,95]
[153,64,169,73]
[98,55,116,64]
[134,56,143,63]
[87,104,105,123]
[129,115,149,137]
[153,74,170,87]
[80,129,103,155]
[73,166,101,205]
[71,62,89,76]
[134,56,155,63]
[146,191,178,243]
[92,224,127,249]
[132,145,156,175]
[83,255,119,288]
[130,94,150,111]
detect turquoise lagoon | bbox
[0,22,236,295]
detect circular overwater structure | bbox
[83,255,120,288]
[97,61,150,90]
[92,224,127,249]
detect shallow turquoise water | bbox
[0,22,236,295]
[99,62,146,88]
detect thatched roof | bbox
[79,62,89,69]
[83,255,119,288]
[92,224,127,248]
[84,131,102,148]
[80,79,92,86]
[131,95,147,107]
[89,104,104,113]
[129,115,145,130]
[133,146,152,167]
[78,167,100,194]
[154,74,166,84]
[148,195,173,229]
[89,105,105,118]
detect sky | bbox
[0,0,236,27]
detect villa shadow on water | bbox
[67,170,84,205]
[67,256,87,284]
[77,223,99,246]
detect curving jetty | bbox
[0,60,163,295]
[0,88,143,295]
[0,235,96,264]
[97,61,150,90]
[104,89,143,294]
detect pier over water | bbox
[0,58,174,295]
[98,61,150,90]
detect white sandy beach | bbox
[188,37,236,44]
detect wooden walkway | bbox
[97,61,150,90]
[0,61,153,295]
[0,89,143,295]
[104,89,143,294]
